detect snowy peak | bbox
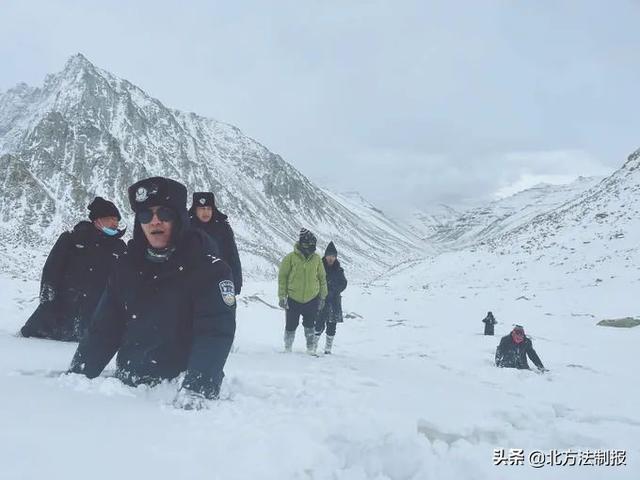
[0,55,425,279]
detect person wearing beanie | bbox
[20,197,126,341]
[311,241,347,355]
[189,192,243,295]
[68,177,236,409]
[278,228,328,354]
[495,325,547,372]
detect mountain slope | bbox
[0,54,424,279]
[408,177,602,250]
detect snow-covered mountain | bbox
[408,177,602,250]
[485,149,640,278]
[0,54,423,279]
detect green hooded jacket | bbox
[278,243,328,303]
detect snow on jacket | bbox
[69,228,236,399]
[495,334,544,370]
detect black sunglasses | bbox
[138,207,176,224]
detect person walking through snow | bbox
[482,311,497,336]
[68,177,236,409]
[278,229,327,354]
[495,325,547,372]
[20,197,126,341]
[311,242,347,354]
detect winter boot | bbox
[304,327,318,356]
[324,335,334,354]
[284,330,295,352]
[309,333,321,355]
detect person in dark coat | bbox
[313,241,347,354]
[189,192,242,295]
[495,325,547,372]
[20,197,126,341]
[68,177,236,409]
[482,311,497,335]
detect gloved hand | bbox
[318,298,326,311]
[172,389,209,411]
[278,297,288,310]
[235,285,241,296]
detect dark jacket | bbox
[68,228,236,399]
[495,335,544,370]
[482,313,497,335]
[319,258,347,323]
[190,208,242,295]
[21,221,126,341]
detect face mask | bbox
[101,226,119,236]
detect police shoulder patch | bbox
[219,279,236,306]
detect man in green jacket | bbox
[278,229,328,354]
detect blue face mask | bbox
[101,227,119,236]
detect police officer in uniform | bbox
[68,177,236,409]
[189,192,243,295]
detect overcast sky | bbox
[2,0,639,214]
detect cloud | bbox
[1,0,639,215]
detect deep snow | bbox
[1,250,638,480]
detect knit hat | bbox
[88,197,121,221]
[324,241,338,257]
[128,177,187,214]
[191,192,215,210]
[299,228,317,245]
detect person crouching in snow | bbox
[482,311,497,335]
[312,242,347,355]
[278,228,328,354]
[495,325,547,372]
[20,197,126,341]
[68,177,236,409]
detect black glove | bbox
[235,285,241,296]
[279,297,288,310]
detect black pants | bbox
[285,297,319,332]
[484,324,495,335]
[315,315,337,336]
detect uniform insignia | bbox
[136,184,158,203]
[199,197,206,205]
[219,280,236,306]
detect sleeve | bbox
[495,338,506,367]
[225,225,243,294]
[336,268,348,294]
[526,341,544,369]
[181,259,236,399]
[40,232,73,302]
[278,254,292,300]
[318,259,328,300]
[68,275,126,378]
